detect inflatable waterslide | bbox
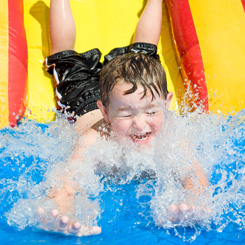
[1,0,245,128]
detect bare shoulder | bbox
[74,109,103,134]
[71,119,107,160]
[70,111,111,162]
[77,122,102,146]
[70,127,98,162]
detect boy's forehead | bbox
[109,82,164,106]
[116,81,141,91]
[117,102,161,111]
[111,81,163,99]
[112,80,146,94]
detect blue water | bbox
[0,112,244,244]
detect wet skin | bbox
[97,80,173,149]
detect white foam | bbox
[2,110,245,241]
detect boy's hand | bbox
[37,208,101,237]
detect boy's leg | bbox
[46,0,103,131]
[49,0,76,54]
[134,0,163,45]
[104,0,163,64]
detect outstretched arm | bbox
[168,160,211,222]
[183,160,209,195]
[49,0,76,54]
[37,128,101,236]
[134,0,163,45]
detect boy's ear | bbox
[97,100,110,123]
[165,92,173,109]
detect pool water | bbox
[0,111,244,244]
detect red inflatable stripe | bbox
[8,0,28,126]
[241,0,245,12]
[166,0,208,113]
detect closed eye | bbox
[146,111,157,115]
[117,113,132,118]
[116,108,133,118]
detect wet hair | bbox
[99,52,168,107]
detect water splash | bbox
[151,111,245,241]
[0,110,244,242]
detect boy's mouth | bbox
[130,132,151,144]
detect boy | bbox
[38,0,209,237]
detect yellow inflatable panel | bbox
[0,0,9,126]
[189,0,245,113]
[23,0,179,122]
[22,0,245,123]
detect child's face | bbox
[98,80,173,148]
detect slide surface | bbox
[1,0,245,128]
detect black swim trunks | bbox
[44,42,159,122]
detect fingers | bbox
[36,208,101,237]
[51,209,59,218]
[37,207,49,229]
[69,222,81,234]
[77,225,102,236]
[58,215,69,232]
[169,203,196,214]
[178,203,189,212]
[168,203,212,224]
[58,217,101,236]
[37,207,45,215]
[168,204,180,223]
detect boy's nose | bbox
[132,115,147,131]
